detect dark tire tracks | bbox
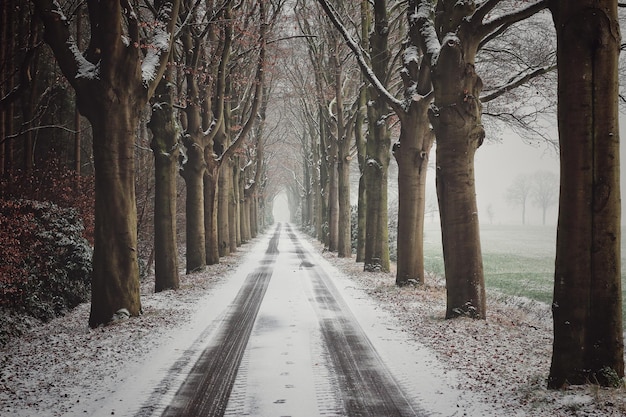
[285,224,422,416]
[156,223,422,416]
[160,225,281,416]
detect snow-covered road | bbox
[114,223,494,416]
[5,224,626,416]
[139,223,423,416]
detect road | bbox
[149,223,423,417]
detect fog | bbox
[272,191,291,223]
[475,135,559,226]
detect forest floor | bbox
[1,226,626,416]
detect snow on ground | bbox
[1,228,626,416]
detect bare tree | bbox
[505,174,533,225]
[531,170,558,226]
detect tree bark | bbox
[204,163,220,265]
[337,137,352,258]
[327,131,339,252]
[230,157,242,247]
[355,82,368,263]
[394,101,434,285]
[218,152,231,257]
[149,76,180,292]
[88,104,142,326]
[363,0,391,272]
[548,0,623,388]
[430,34,486,319]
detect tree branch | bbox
[315,0,403,113]
[411,0,440,69]
[480,64,556,102]
[142,0,181,97]
[220,0,267,162]
[31,0,82,91]
[478,0,549,41]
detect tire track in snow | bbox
[285,224,426,417]
[159,225,281,417]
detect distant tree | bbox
[531,170,558,226]
[548,0,624,388]
[505,174,533,225]
[486,204,495,225]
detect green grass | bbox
[423,223,626,321]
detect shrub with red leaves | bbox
[0,200,92,345]
[0,158,95,345]
[0,158,95,244]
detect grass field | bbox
[423,223,626,318]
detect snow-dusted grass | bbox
[424,224,626,320]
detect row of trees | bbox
[2,0,623,390]
[285,0,555,315]
[279,0,623,389]
[1,1,292,327]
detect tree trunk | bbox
[250,194,259,238]
[148,77,180,293]
[394,101,434,285]
[230,160,239,250]
[548,0,623,388]
[243,198,251,241]
[204,164,220,265]
[32,0,179,327]
[0,0,6,176]
[180,140,206,273]
[337,137,352,258]
[312,130,323,239]
[430,37,486,319]
[363,0,390,272]
[318,116,330,246]
[218,159,231,256]
[327,135,339,252]
[89,105,142,327]
[355,81,368,263]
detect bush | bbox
[0,158,95,244]
[0,200,92,345]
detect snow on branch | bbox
[477,0,548,41]
[315,0,402,112]
[69,41,99,80]
[32,0,85,89]
[141,1,178,88]
[411,0,441,68]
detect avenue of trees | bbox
[280,0,624,388]
[0,0,624,389]
[1,0,287,327]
